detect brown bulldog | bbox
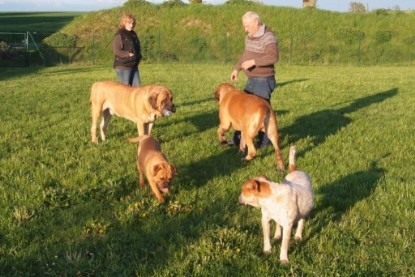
[90,81,176,144]
[214,83,284,171]
[128,135,176,203]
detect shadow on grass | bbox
[277,78,308,89]
[281,88,399,157]
[309,159,387,241]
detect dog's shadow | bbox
[282,88,398,158]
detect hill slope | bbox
[46,4,415,65]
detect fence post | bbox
[358,37,361,66]
[92,32,95,65]
[290,32,293,65]
[28,31,45,65]
[157,31,161,63]
[224,32,228,64]
[24,32,29,66]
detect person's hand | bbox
[231,70,238,82]
[241,59,255,70]
[129,52,135,57]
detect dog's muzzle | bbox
[163,110,174,116]
[163,105,176,116]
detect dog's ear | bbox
[149,92,158,109]
[153,164,162,175]
[214,88,220,101]
[170,164,178,175]
[246,179,261,192]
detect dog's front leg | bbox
[274,223,282,240]
[145,122,154,135]
[280,224,293,264]
[138,164,145,188]
[262,217,272,254]
[148,180,165,203]
[137,122,146,136]
[217,126,228,145]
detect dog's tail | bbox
[289,145,297,172]
[128,136,142,143]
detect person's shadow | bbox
[281,88,398,157]
[306,158,387,242]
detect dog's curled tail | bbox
[289,145,297,172]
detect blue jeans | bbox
[115,68,140,86]
[244,76,276,103]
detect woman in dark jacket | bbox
[112,14,142,86]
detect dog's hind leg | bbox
[100,109,111,142]
[294,218,305,241]
[242,131,256,161]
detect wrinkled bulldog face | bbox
[153,163,176,193]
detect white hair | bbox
[242,11,261,23]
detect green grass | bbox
[0,12,87,33]
[56,5,415,65]
[0,64,414,275]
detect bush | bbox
[162,0,186,7]
[123,0,152,8]
[335,27,365,44]
[374,30,392,44]
[43,33,78,47]
[225,0,256,5]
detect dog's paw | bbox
[294,235,302,241]
[280,259,289,264]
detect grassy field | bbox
[0,12,87,33]
[0,64,414,275]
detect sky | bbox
[0,0,414,13]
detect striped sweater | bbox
[234,25,279,78]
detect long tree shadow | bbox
[281,88,398,157]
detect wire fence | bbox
[1,31,415,67]
[0,32,84,67]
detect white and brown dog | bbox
[239,145,313,264]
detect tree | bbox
[225,0,256,5]
[303,0,317,9]
[349,2,366,13]
[189,0,203,4]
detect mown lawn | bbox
[0,64,414,276]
